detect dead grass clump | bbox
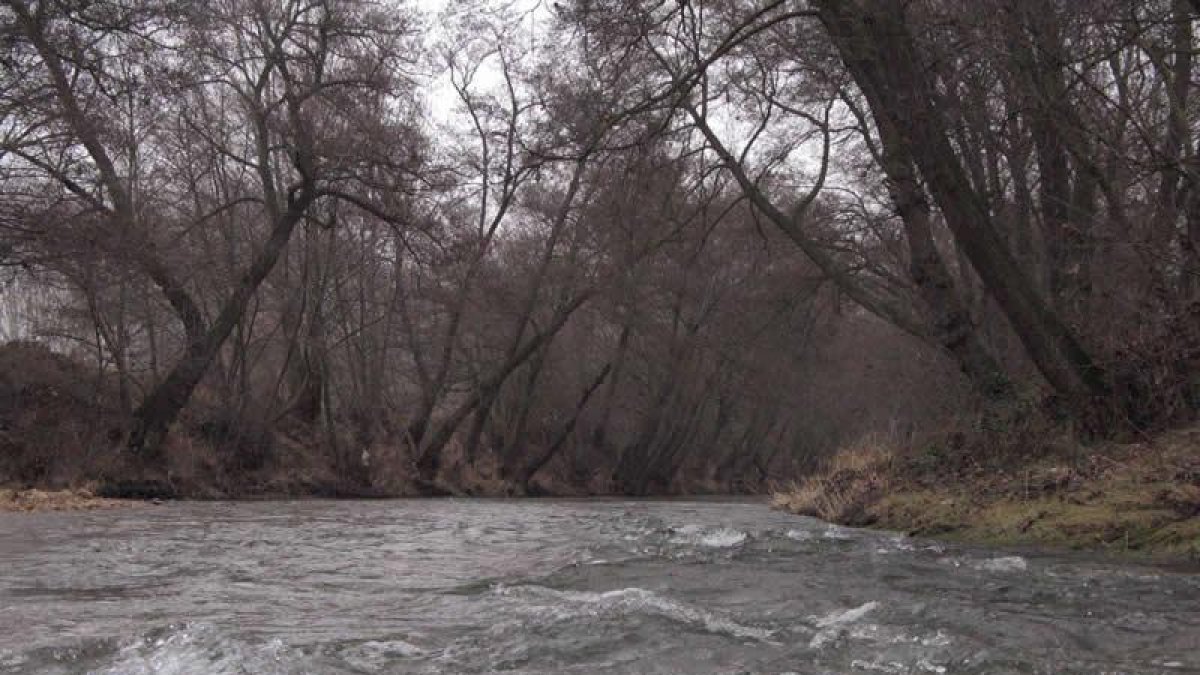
[771,436,895,526]
[0,487,135,512]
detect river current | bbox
[0,499,1197,674]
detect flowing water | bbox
[0,499,1197,674]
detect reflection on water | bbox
[0,499,1197,674]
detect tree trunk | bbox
[415,292,593,482]
[127,189,315,461]
[1006,0,1093,311]
[816,0,1110,424]
[514,362,612,490]
[871,103,1014,399]
[497,347,551,468]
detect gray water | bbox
[0,500,1197,674]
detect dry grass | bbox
[773,423,1200,562]
[0,487,138,512]
[771,435,895,525]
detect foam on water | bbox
[814,600,881,629]
[493,584,777,643]
[821,525,856,540]
[973,556,1028,573]
[784,528,815,542]
[338,639,425,671]
[850,656,947,674]
[89,623,298,675]
[668,524,749,548]
[809,601,881,649]
[0,650,25,671]
[82,627,428,674]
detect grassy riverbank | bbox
[772,420,1200,563]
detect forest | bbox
[1,0,1199,505]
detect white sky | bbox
[413,0,549,126]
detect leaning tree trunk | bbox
[816,0,1111,426]
[690,100,1010,398]
[512,362,612,492]
[866,99,1014,400]
[127,189,315,461]
[414,292,594,483]
[8,1,323,460]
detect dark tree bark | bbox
[513,362,612,490]
[850,92,1014,399]
[815,0,1110,423]
[127,188,317,460]
[415,291,594,483]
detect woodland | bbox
[1,0,1198,500]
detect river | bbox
[0,499,1196,674]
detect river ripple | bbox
[0,499,1196,674]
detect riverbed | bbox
[0,499,1196,673]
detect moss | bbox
[867,489,1199,564]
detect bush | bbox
[193,405,275,473]
[0,341,120,487]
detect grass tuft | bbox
[771,435,894,526]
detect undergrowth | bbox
[773,396,1200,562]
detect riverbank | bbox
[0,342,755,500]
[771,422,1200,563]
[0,488,140,512]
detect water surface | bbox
[0,499,1197,673]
